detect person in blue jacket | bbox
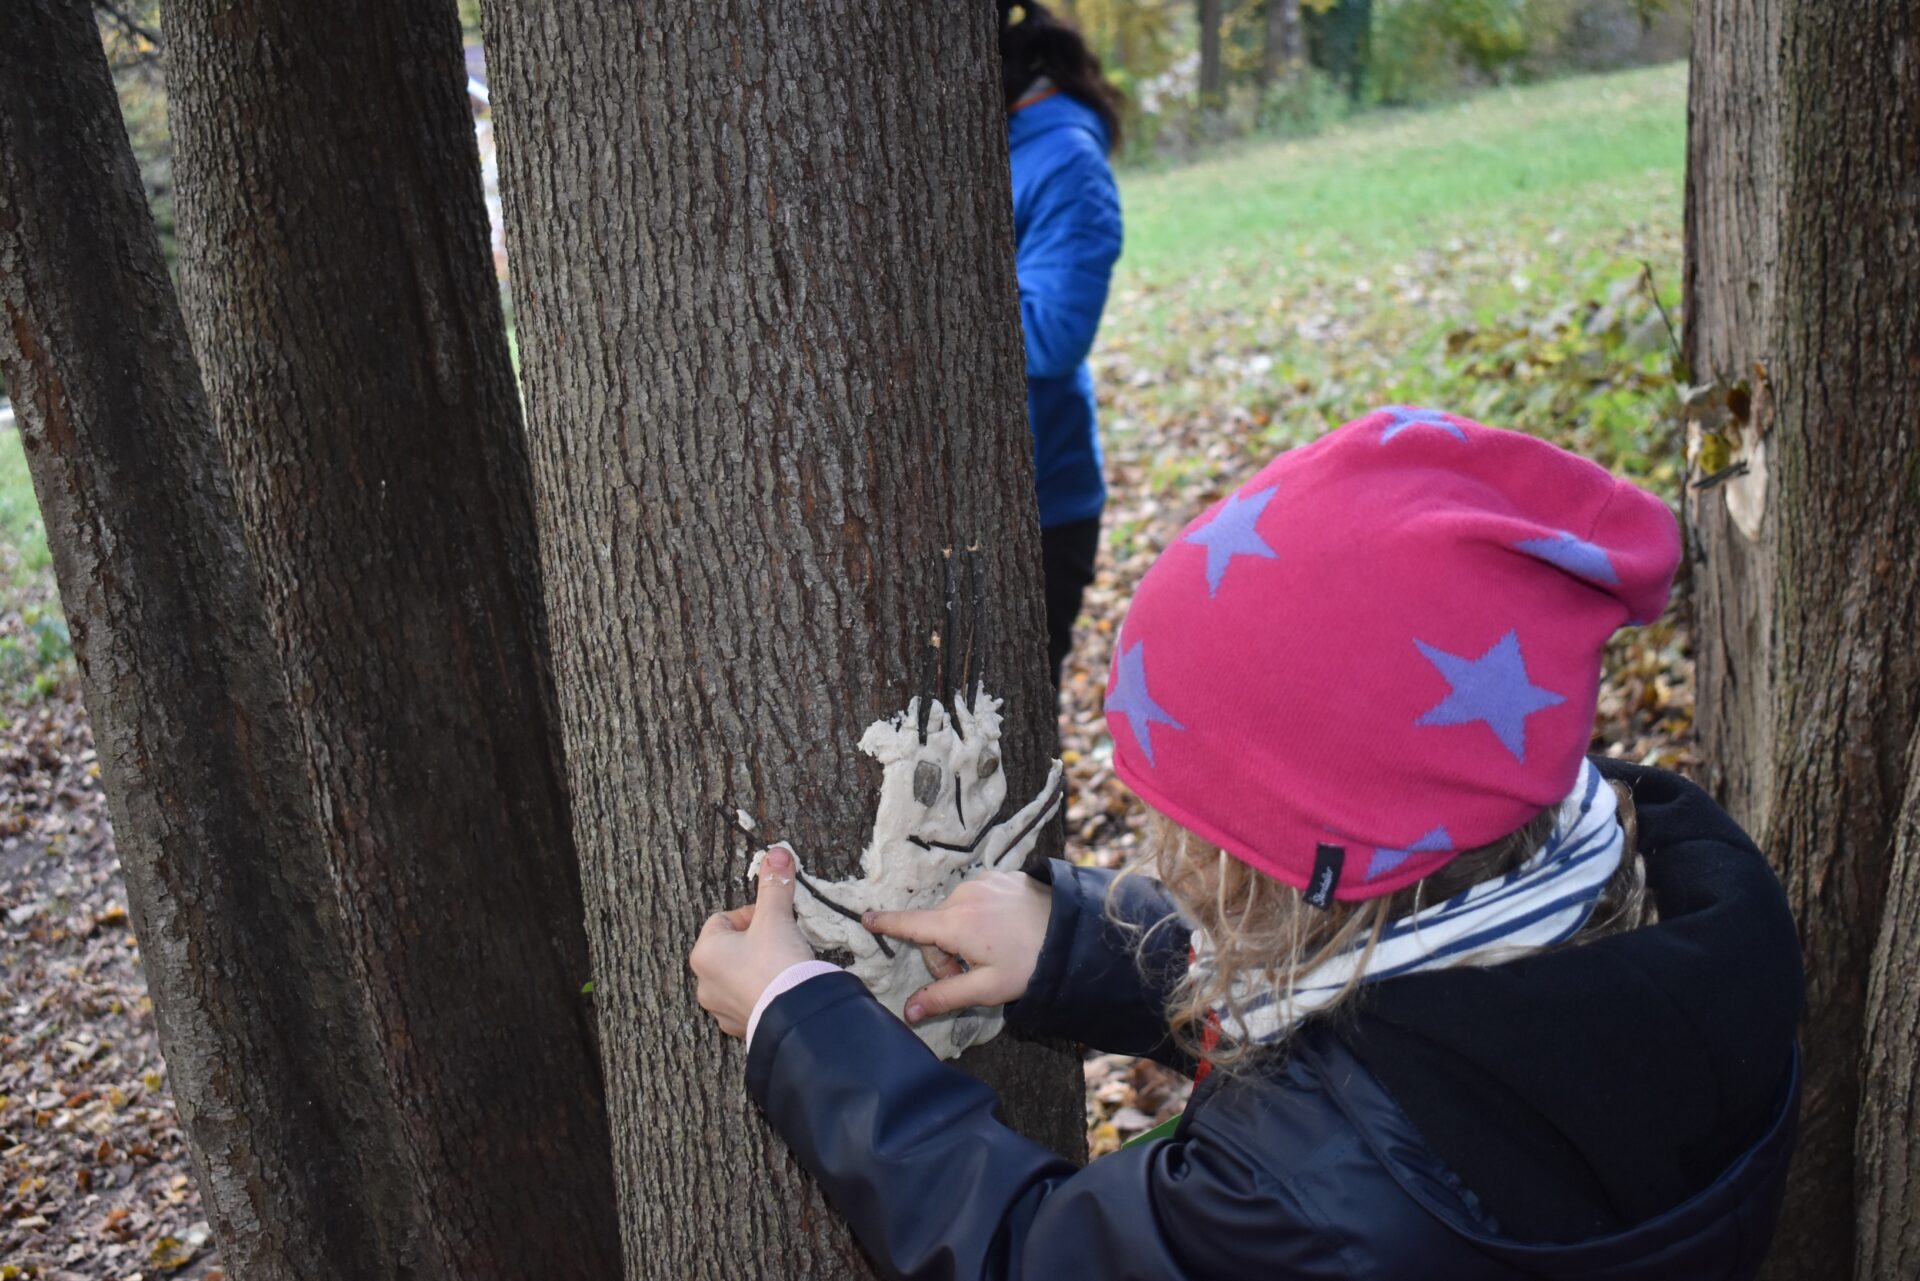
[1001,2,1124,685]
[690,409,1803,1280]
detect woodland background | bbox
[4,4,1691,1274]
[4,0,1914,1278]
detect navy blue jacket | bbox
[1009,92,1122,529]
[747,761,1803,1279]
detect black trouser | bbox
[1041,516,1101,687]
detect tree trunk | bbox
[1858,728,1920,1278]
[157,1,622,1276]
[1684,0,1783,830]
[1685,0,1920,1276]
[1260,0,1303,91]
[480,1,1088,1274]
[1199,0,1227,102]
[1,4,410,1275]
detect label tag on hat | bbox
[1305,843,1344,910]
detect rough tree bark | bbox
[1198,0,1227,103]
[1260,0,1303,91]
[1,3,409,1274]
[1858,731,1920,1277]
[155,1,621,1275]
[480,2,1088,1275]
[1685,0,1920,1276]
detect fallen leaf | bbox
[149,1236,195,1271]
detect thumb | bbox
[752,843,798,930]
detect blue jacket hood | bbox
[1007,89,1112,155]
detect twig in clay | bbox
[988,777,1067,872]
[959,544,981,703]
[793,869,895,958]
[942,548,964,738]
[907,768,1065,858]
[971,544,992,697]
[714,803,895,958]
[916,632,938,745]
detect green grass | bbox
[1118,63,1687,283]
[0,422,72,703]
[1093,62,1689,506]
[0,422,50,575]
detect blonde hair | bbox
[1120,782,1652,1074]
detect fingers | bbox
[693,978,745,1038]
[751,843,797,932]
[904,966,1003,1024]
[689,906,753,982]
[863,905,958,952]
[920,944,965,980]
[697,906,752,944]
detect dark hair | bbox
[998,2,1124,152]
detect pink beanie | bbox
[1104,406,1681,903]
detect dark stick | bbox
[1639,260,1684,371]
[714,804,895,958]
[942,547,962,738]
[988,774,1067,869]
[715,802,759,845]
[960,543,982,711]
[1693,459,1752,491]
[916,630,937,745]
[974,547,992,696]
[794,870,895,959]
[909,770,1066,858]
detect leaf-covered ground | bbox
[0,62,1691,1262]
[0,421,220,1277]
[1,696,219,1281]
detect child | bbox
[690,407,1804,1280]
[998,0,1126,684]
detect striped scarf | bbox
[1193,759,1624,1046]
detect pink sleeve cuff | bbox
[745,960,844,1051]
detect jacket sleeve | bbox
[746,972,1323,1281]
[1016,139,1122,379]
[1005,860,1194,1070]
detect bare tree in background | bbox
[1260,0,1303,92]
[1198,0,1227,102]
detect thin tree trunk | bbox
[1685,0,1920,1275]
[158,1,621,1275]
[0,3,409,1275]
[1858,727,1920,1278]
[481,1,1087,1274]
[1260,0,1302,91]
[1684,0,1783,831]
[1199,0,1227,102]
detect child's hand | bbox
[864,871,1052,1024]
[689,845,818,1038]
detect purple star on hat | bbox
[1413,630,1565,762]
[1378,405,1467,443]
[1183,485,1280,596]
[1106,639,1186,767]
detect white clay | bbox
[748,687,1064,1059]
